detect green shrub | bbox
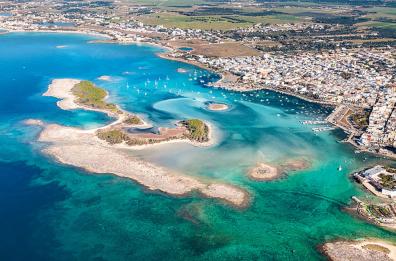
[97,129,128,144]
[181,119,209,142]
[124,115,142,125]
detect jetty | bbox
[312,126,336,132]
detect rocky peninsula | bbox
[33,79,250,208]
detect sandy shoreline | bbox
[2,28,112,39]
[33,78,249,208]
[43,79,82,110]
[321,238,396,261]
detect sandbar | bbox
[208,103,229,111]
[98,75,111,81]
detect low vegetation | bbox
[72,81,120,114]
[97,119,209,145]
[97,129,128,144]
[378,173,396,190]
[124,115,143,125]
[181,119,209,142]
[350,110,370,130]
[385,167,396,173]
[367,204,393,218]
[363,244,391,254]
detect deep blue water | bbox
[0,32,395,261]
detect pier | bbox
[312,126,336,132]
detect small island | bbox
[247,158,311,181]
[207,103,229,111]
[248,163,280,181]
[321,239,396,261]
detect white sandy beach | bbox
[43,79,81,110]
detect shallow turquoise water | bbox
[0,32,395,260]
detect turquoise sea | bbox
[0,32,395,260]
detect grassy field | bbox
[364,7,396,16]
[357,21,396,30]
[168,40,260,57]
[128,0,209,7]
[137,12,304,30]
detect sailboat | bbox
[337,165,342,171]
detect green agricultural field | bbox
[137,12,304,30]
[357,21,396,30]
[129,0,209,7]
[365,7,396,16]
[133,0,396,31]
[137,12,249,30]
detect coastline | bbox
[2,28,112,40]
[156,52,212,71]
[345,197,396,232]
[0,27,341,108]
[3,28,393,160]
[0,27,172,52]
